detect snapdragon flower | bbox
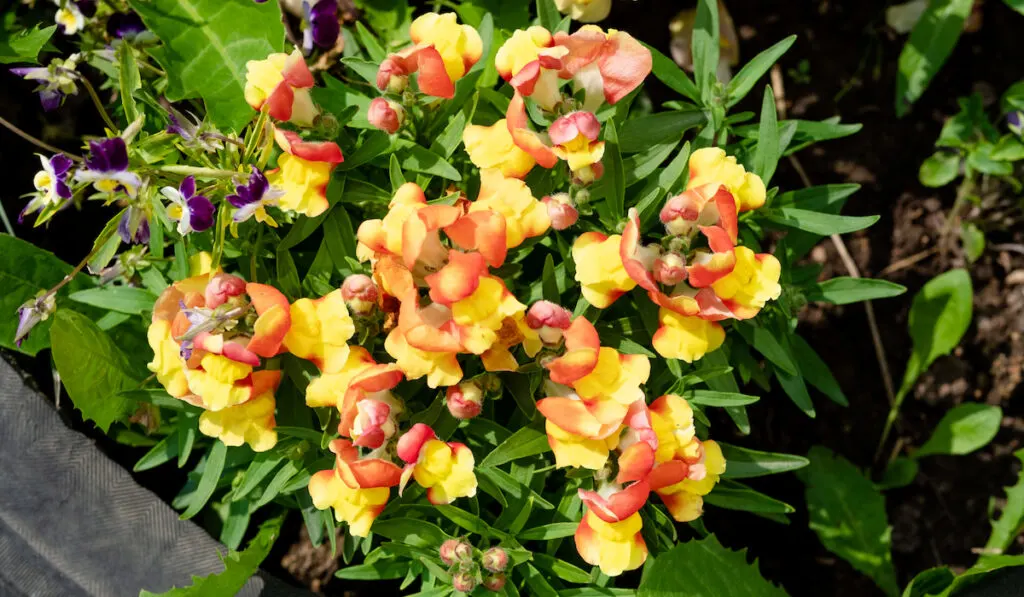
[75,137,142,198]
[160,176,215,235]
[10,53,82,112]
[20,154,74,223]
[227,166,284,226]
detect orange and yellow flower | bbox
[555,0,612,23]
[266,129,344,218]
[462,119,536,179]
[198,389,279,452]
[377,13,482,99]
[385,326,463,388]
[397,423,477,505]
[463,169,550,251]
[686,147,767,212]
[709,246,782,320]
[554,26,652,112]
[550,111,605,182]
[282,289,355,373]
[575,511,647,576]
[309,439,403,537]
[244,49,318,126]
[572,231,637,309]
[651,308,725,362]
[496,27,568,111]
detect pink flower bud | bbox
[341,274,378,315]
[542,193,579,230]
[367,97,405,134]
[481,547,508,572]
[440,538,471,565]
[653,252,687,286]
[446,382,483,420]
[660,192,699,237]
[526,301,572,347]
[204,274,247,308]
[376,58,409,93]
[453,570,478,593]
[483,573,507,591]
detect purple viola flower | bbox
[75,137,142,197]
[117,206,150,244]
[1008,111,1024,137]
[303,0,340,52]
[14,293,56,348]
[10,53,81,112]
[106,12,146,40]
[160,176,215,235]
[226,166,283,225]
[165,103,225,152]
[21,153,75,223]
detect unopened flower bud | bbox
[573,188,591,206]
[452,570,478,593]
[446,382,484,420]
[14,292,56,348]
[376,58,409,94]
[542,193,579,230]
[341,274,378,316]
[660,193,696,237]
[368,97,405,134]
[483,573,506,591]
[1009,111,1024,137]
[481,547,508,573]
[571,161,604,185]
[526,300,572,347]
[205,273,247,309]
[440,538,467,565]
[653,252,687,286]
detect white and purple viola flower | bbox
[15,292,56,348]
[51,0,95,35]
[1009,111,1023,138]
[75,137,142,197]
[21,154,75,223]
[165,105,224,153]
[160,176,215,235]
[227,167,284,226]
[303,0,340,53]
[10,53,82,112]
[106,11,148,40]
[118,205,150,245]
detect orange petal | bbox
[281,49,315,88]
[648,460,690,491]
[617,443,655,484]
[337,456,403,489]
[537,397,623,439]
[274,128,344,164]
[402,204,460,269]
[578,480,651,522]
[598,30,652,105]
[444,211,508,268]
[264,82,294,121]
[620,209,659,292]
[507,92,558,168]
[426,251,488,305]
[396,423,436,464]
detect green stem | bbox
[0,116,84,160]
[156,165,240,179]
[75,74,119,133]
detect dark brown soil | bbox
[3,1,1024,596]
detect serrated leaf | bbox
[130,0,285,132]
[799,446,898,596]
[983,449,1024,553]
[804,277,907,305]
[638,534,789,596]
[50,310,140,432]
[719,443,810,479]
[895,0,973,116]
[915,403,1002,458]
[0,25,55,64]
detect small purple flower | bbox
[227,167,283,225]
[21,154,75,223]
[75,137,142,197]
[15,293,56,348]
[11,53,81,112]
[303,0,340,52]
[118,206,150,244]
[106,12,146,40]
[161,176,215,235]
[165,104,225,152]
[1008,111,1024,137]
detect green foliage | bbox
[919,151,961,187]
[0,24,55,64]
[799,446,899,596]
[718,444,810,479]
[982,449,1024,555]
[129,0,285,132]
[50,310,140,432]
[637,534,788,597]
[915,403,1002,458]
[69,286,157,314]
[804,277,907,305]
[895,0,973,116]
[140,515,283,596]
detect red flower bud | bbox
[446,382,483,420]
[376,58,409,93]
[481,547,508,572]
[653,252,687,286]
[440,538,471,565]
[204,273,247,308]
[542,193,579,230]
[367,97,405,134]
[483,573,507,591]
[341,274,379,316]
[452,571,478,593]
[526,300,572,347]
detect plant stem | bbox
[75,74,119,132]
[45,225,119,299]
[0,200,16,237]
[0,116,84,160]
[156,165,240,179]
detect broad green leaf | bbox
[764,207,879,235]
[339,56,379,84]
[0,235,95,355]
[915,403,1002,458]
[984,449,1024,554]
[140,516,283,596]
[536,0,560,30]
[314,74,372,129]
[895,0,973,116]
[877,456,919,491]
[719,443,810,479]
[1005,0,1024,15]
[991,135,1024,160]
[643,41,700,102]
[898,269,973,398]
[688,390,759,407]
[372,518,449,548]
[130,0,285,132]
[619,111,704,153]
[905,557,1024,597]
[335,559,409,580]
[180,441,227,519]
[902,567,956,597]
[727,36,796,107]
[804,277,907,305]
[532,553,590,584]
[799,446,898,596]
[691,0,720,103]
[754,86,780,184]
[397,143,462,180]
[735,323,798,375]
[518,523,578,541]
[919,151,961,187]
[789,334,848,406]
[967,142,1014,175]
[50,310,140,432]
[704,481,795,515]
[637,534,788,597]
[602,119,625,220]
[479,426,549,467]
[340,130,392,170]
[118,44,142,123]
[69,286,157,314]
[0,25,55,64]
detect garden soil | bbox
[2,1,1022,596]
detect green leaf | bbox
[919,151,961,187]
[727,36,796,107]
[877,457,919,491]
[532,553,590,584]
[688,390,759,407]
[902,567,956,597]
[619,111,705,153]
[69,286,157,314]
[134,432,180,472]
[991,135,1024,160]
[962,221,987,264]
[967,142,1014,176]
[735,324,798,376]
[276,248,301,298]
[898,269,973,398]
[434,505,505,539]
[140,516,283,596]
[0,25,55,64]
[691,0,720,103]
[537,0,560,30]
[180,441,227,520]
[789,334,848,406]
[704,481,795,515]
[129,0,285,132]
[397,143,462,180]
[905,557,1024,597]
[518,522,578,541]
[339,56,380,85]
[798,446,898,596]
[754,86,780,184]
[602,119,625,220]
[340,130,393,170]
[984,449,1024,554]
[915,403,1002,458]
[804,277,907,305]
[335,559,409,580]
[479,426,549,468]
[50,310,140,432]
[354,21,386,62]
[895,0,973,116]
[764,208,879,235]
[719,443,810,479]
[643,41,700,102]
[372,518,449,548]
[1005,0,1024,15]
[118,44,142,123]
[772,183,861,210]
[637,534,788,597]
